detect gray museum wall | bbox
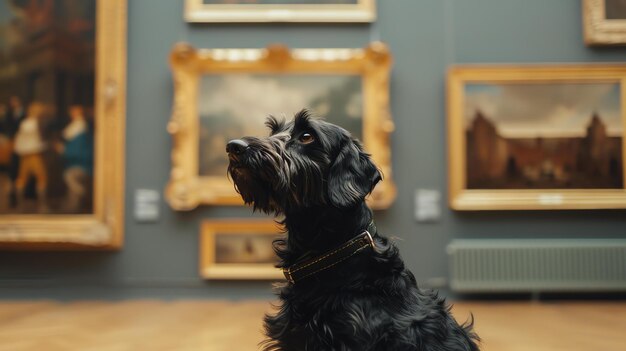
[1,0,626,299]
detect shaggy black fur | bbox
[226,110,480,351]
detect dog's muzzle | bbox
[226,139,249,161]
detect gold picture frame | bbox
[200,219,284,280]
[184,0,375,23]
[0,0,127,249]
[447,65,626,210]
[583,0,626,45]
[166,42,395,210]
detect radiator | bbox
[447,239,626,292]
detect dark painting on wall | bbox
[605,0,626,19]
[464,82,623,190]
[0,0,96,214]
[198,74,362,177]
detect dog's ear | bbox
[265,115,286,135]
[327,139,382,207]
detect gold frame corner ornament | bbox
[0,0,127,249]
[184,0,376,23]
[583,0,626,45]
[167,42,396,211]
[447,64,626,211]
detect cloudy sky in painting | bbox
[464,83,623,138]
[198,74,361,136]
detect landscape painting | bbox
[200,220,284,280]
[198,74,362,177]
[167,43,394,209]
[464,82,623,190]
[215,232,277,264]
[448,66,626,210]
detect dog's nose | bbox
[226,139,249,156]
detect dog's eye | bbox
[299,133,315,144]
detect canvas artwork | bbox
[448,66,626,210]
[0,0,96,215]
[198,74,362,177]
[200,220,283,280]
[0,0,126,248]
[215,233,277,264]
[167,43,395,210]
[465,83,623,190]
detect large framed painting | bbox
[583,0,626,45]
[200,219,283,280]
[184,0,375,23]
[0,0,126,248]
[167,42,395,210]
[447,65,626,210]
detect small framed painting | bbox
[200,220,283,280]
[583,0,626,45]
[184,0,375,23]
[447,65,626,210]
[167,42,395,210]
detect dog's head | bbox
[226,109,381,214]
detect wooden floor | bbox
[0,300,624,351]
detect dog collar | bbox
[283,222,377,284]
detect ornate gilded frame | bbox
[184,0,375,23]
[583,0,626,45]
[447,65,626,210]
[200,219,284,280]
[0,0,127,249]
[167,42,395,210]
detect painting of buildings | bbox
[465,83,623,189]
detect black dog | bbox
[226,110,479,351]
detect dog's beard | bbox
[228,145,327,214]
[228,140,289,214]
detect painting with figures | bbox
[198,74,362,177]
[0,0,96,215]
